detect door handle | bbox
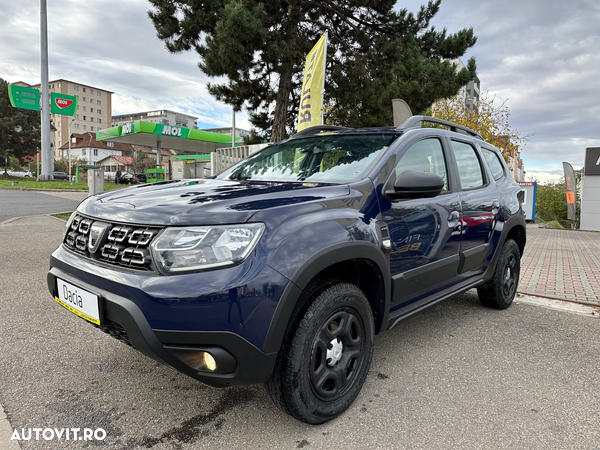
[448,211,460,227]
[492,200,500,214]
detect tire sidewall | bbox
[495,239,521,307]
[285,283,374,424]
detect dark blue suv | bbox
[48,116,526,424]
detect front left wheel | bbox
[265,282,374,425]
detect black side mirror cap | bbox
[385,170,445,200]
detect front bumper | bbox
[48,246,283,387]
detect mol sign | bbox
[50,93,78,116]
[162,125,183,137]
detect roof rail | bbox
[292,125,352,138]
[397,115,483,140]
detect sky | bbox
[1,0,599,182]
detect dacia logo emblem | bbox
[88,222,112,253]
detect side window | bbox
[395,138,449,191]
[482,148,505,180]
[450,140,485,189]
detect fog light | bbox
[203,352,217,371]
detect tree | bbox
[428,93,527,162]
[0,77,41,173]
[131,150,151,175]
[148,0,477,142]
[242,129,266,145]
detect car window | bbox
[450,140,485,189]
[394,138,449,191]
[218,134,399,183]
[482,148,505,180]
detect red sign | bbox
[54,98,73,109]
[518,182,534,186]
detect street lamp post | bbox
[68,117,75,182]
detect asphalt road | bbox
[0,189,86,223]
[1,215,600,450]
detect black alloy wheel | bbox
[265,281,374,424]
[309,307,366,401]
[478,239,521,309]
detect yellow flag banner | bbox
[297,33,328,132]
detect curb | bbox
[0,403,20,450]
[517,290,600,308]
[0,187,87,193]
[0,212,73,226]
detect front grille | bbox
[94,319,135,348]
[63,214,161,271]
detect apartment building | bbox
[14,79,113,159]
[451,59,481,113]
[200,126,250,138]
[112,110,198,129]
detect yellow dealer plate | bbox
[55,278,100,325]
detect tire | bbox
[478,239,521,309]
[265,282,374,424]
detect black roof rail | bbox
[397,115,483,140]
[291,125,352,138]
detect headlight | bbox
[150,223,265,273]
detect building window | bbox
[91,126,94,131]
[93,149,98,156]
[83,115,86,120]
[75,123,79,129]
[83,97,86,101]
[59,140,62,146]
[83,107,86,112]
[83,87,86,93]
[107,142,114,147]
[74,85,79,91]
[75,114,79,119]
[90,99,94,104]
[58,82,61,88]
[83,125,87,130]
[97,100,101,106]
[97,91,101,96]
[97,109,101,115]
[58,131,61,136]
[90,89,94,94]
[82,148,86,155]
[97,118,102,123]
[58,121,61,127]
[90,108,94,113]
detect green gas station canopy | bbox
[96,120,243,153]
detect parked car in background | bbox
[119,172,138,185]
[6,170,33,177]
[52,171,69,180]
[135,173,147,183]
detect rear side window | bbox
[450,140,485,189]
[482,148,505,180]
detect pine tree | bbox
[0,78,41,173]
[148,0,477,142]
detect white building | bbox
[200,127,251,138]
[451,59,480,113]
[112,110,198,129]
[58,132,128,165]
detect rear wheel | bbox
[265,282,374,424]
[478,239,521,309]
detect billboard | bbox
[50,93,78,116]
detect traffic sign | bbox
[7,84,40,111]
[50,92,78,116]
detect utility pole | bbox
[232,107,236,148]
[39,0,53,180]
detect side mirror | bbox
[386,170,444,200]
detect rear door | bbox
[447,138,499,280]
[380,135,462,309]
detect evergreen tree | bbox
[149,0,477,142]
[0,78,41,173]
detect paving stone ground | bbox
[518,224,600,305]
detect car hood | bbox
[78,178,350,226]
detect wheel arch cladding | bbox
[263,241,390,354]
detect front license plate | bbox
[55,278,101,325]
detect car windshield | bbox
[217,133,399,183]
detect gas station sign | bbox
[50,93,78,116]
[7,84,40,111]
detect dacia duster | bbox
[48,116,526,424]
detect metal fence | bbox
[211,144,268,176]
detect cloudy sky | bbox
[1,0,599,182]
